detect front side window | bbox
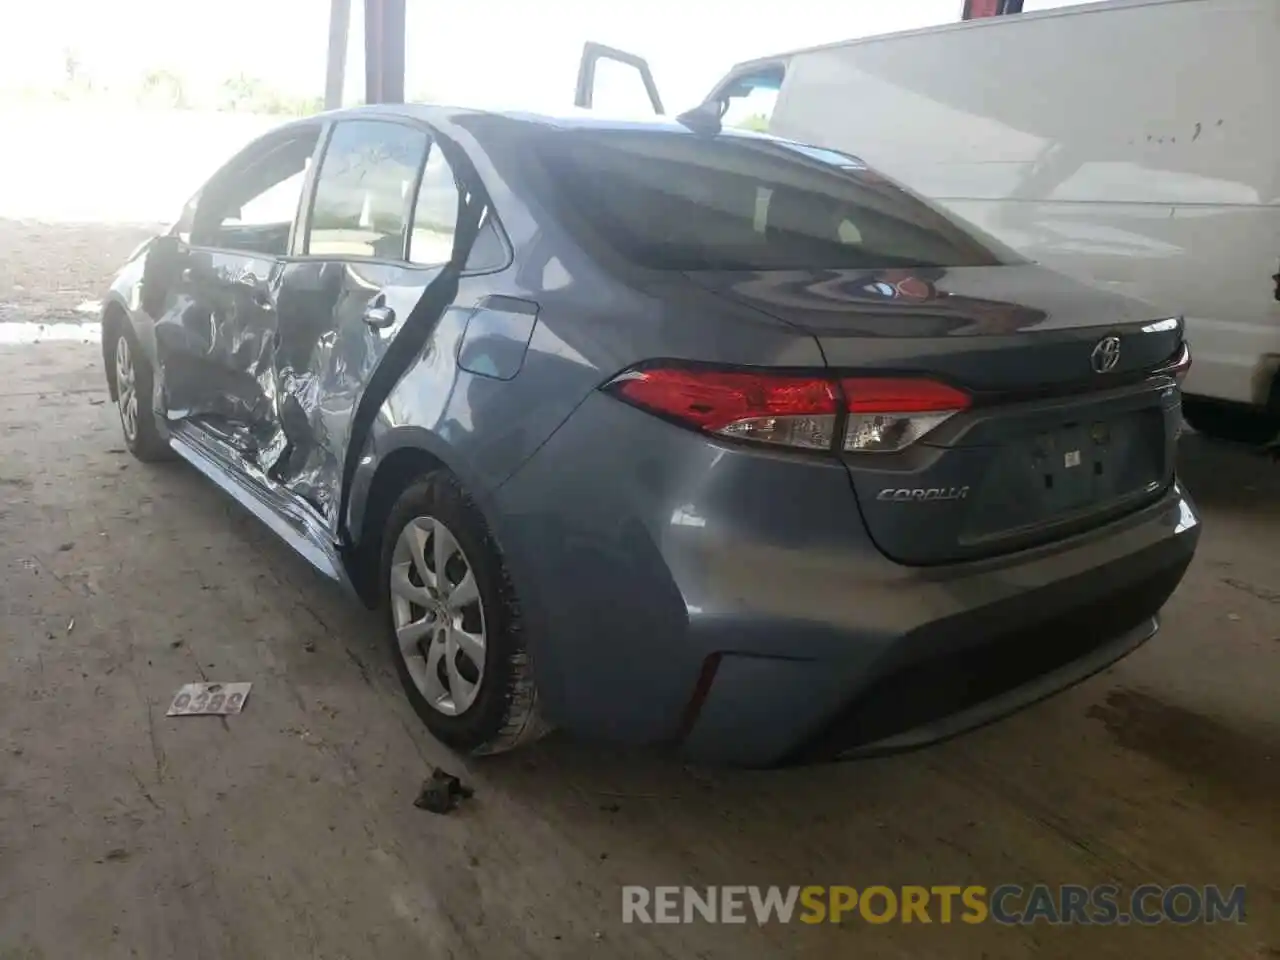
[536,130,1015,272]
[307,120,428,260]
[191,130,319,255]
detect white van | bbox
[577,0,1280,441]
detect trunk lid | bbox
[685,264,1185,564]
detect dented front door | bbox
[151,125,321,457]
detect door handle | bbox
[363,303,396,329]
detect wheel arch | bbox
[346,426,507,608]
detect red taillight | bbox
[606,366,970,453]
[841,377,972,414]
[840,376,971,452]
[608,367,839,450]
[1165,342,1192,383]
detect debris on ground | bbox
[166,682,251,717]
[413,768,474,814]
[66,617,74,633]
[303,639,316,653]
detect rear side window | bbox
[308,120,428,259]
[537,130,1013,271]
[408,146,460,266]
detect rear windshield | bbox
[537,130,1013,272]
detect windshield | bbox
[536,129,1015,272]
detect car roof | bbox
[301,101,789,144]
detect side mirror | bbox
[140,235,188,317]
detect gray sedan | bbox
[100,104,1199,766]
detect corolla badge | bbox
[877,487,970,503]
[1091,336,1122,373]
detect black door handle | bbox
[363,303,396,329]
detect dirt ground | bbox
[0,219,160,324]
[0,223,1277,959]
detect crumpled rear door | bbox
[266,120,485,532]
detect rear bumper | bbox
[494,393,1200,767]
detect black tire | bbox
[379,470,546,755]
[1181,397,1279,446]
[109,323,172,462]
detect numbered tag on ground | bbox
[167,682,251,717]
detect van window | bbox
[717,69,785,134]
[723,86,779,133]
[536,130,1013,272]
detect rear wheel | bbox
[111,325,171,461]
[379,470,545,755]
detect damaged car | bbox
[102,104,1200,766]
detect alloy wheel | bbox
[115,335,139,443]
[389,515,487,715]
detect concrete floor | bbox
[0,342,1276,960]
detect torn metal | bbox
[143,120,487,582]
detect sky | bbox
[0,0,975,112]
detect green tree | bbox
[59,47,96,99]
[140,69,187,108]
[735,113,771,133]
[219,73,265,112]
[219,74,323,116]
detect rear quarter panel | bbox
[351,112,828,525]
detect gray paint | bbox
[457,296,539,381]
[101,103,1201,765]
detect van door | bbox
[573,43,665,114]
[574,44,789,136]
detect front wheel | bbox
[111,326,171,461]
[379,470,546,755]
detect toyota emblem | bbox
[1090,336,1121,374]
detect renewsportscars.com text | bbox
[622,884,1247,926]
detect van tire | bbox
[1181,397,1279,446]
